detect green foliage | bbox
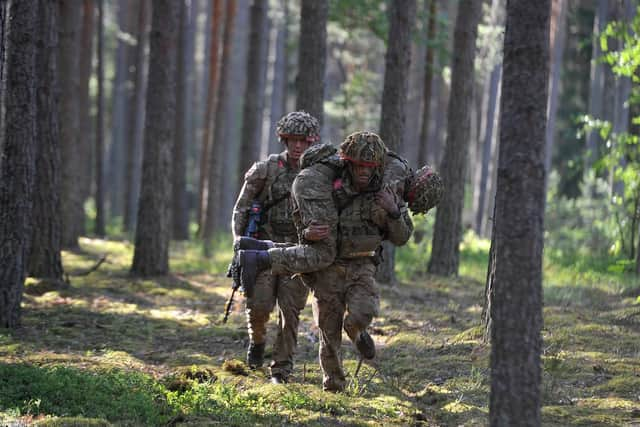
[328,0,389,41]
[0,364,174,426]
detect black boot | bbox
[235,236,274,251]
[238,250,271,297]
[247,342,265,369]
[355,331,375,360]
[270,373,287,384]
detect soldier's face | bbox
[352,164,374,190]
[285,137,312,160]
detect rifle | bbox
[223,200,262,323]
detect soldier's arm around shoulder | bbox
[231,160,269,238]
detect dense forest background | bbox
[1,0,640,425]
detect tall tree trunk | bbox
[584,0,609,176]
[204,0,237,244]
[376,0,417,285]
[78,0,95,205]
[58,0,83,248]
[197,0,222,231]
[544,0,568,194]
[268,0,289,155]
[238,0,268,189]
[172,0,190,240]
[123,0,149,233]
[428,1,481,276]
[489,1,549,425]
[108,0,131,220]
[417,0,437,168]
[0,0,37,328]
[473,65,502,236]
[295,0,327,123]
[94,0,105,236]
[29,0,64,281]
[221,0,250,229]
[131,0,179,276]
[0,1,6,161]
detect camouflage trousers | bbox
[302,258,379,392]
[246,269,309,379]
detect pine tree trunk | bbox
[238,0,268,189]
[29,0,64,281]
[428,1,481,276]
[197,0,222,231]
[123,0,149,233]
[295,0,327,123]
[78,0,94,205]
[58,0,83,248]
[172,0,190,240]
[417,0,437,168]
[0,0,37,328]
[376,0,417,285]
[204,0,237,243]
[131,0,179,276]
[544,0,568,193]
[268,0,288,155]
[108,0,131,219]
[489,1,549,424]
[584,0,609,175]
[95,0,105,237]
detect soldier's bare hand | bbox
[304,221,330,241]
[375,187,400,216]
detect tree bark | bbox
[94,0,105,236]
[108,0,131,219]
[544,0,568,194]
[123,0,149,233]
[376,0,417,285]
[295,0,327,123]
[417,0,437,168]
[131,0,179,276]
[204,0,237,243]
[584,0,609,176]
[268,0,289,155]
[489,1,549,425]
[197,0,222,231]
[238,0,269,190]
[0,0,37,328]
[58,0,83,248]
[172,0,190,240]
[29,0,64,281]
[78,0,94,204]
[428,1,481,276]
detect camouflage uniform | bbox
[269,133,414,392]
[232,112,319,380]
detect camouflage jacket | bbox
[232,151,299,241]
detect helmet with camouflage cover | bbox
[299,143,339,169]
[276,111,320,143]
[405,165,444,214]
[339,131,387,190]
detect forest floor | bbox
[1,236,640,426]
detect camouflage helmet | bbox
[405,165,444,214]
[276,111,320,143]
[299,143,338,169]
[339,131,387,189]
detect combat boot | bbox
[238,250,271,296]
[270,373,287,385]
[247,342,265,369]
[355,330,375,360]
[235,236,274,251]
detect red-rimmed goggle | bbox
[340,154,381,168]
[279,133,319,143]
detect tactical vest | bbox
[257,153,298,240]
[334,186,384,259]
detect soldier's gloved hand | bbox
[374,186,401,218]
[303,221,330,241]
